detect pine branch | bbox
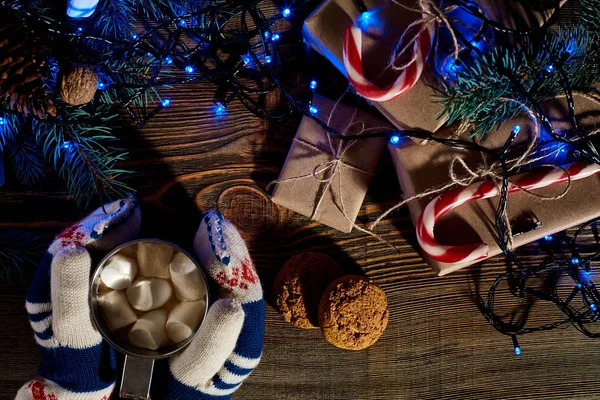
[0,111,22,151]
[8,127,46,185]
[439,23,600,137]
[94,0,136,39]
[32,105,133,207]
[0,229,47,284]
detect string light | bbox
[546,64,555,72]
[76,27,83,33]
[264,31,270,40]
[310,80,317,90]
[185,65,194,74]
[591,304,598,312]
[282,8,291,17]
[0,117,5,125]
[309,105,318,115]
[132,33,139,40]
[161,98,171,107]
[511,335,521,356]
[571,257,580,265]
[242,55,251,65]
[272,33,280,41]
[265,55,272,64]
[577,283,583,289]
[544,235,553,241]
[97,81,106,90]
[513,125,521,134]
[215,102,226,114]
[390,135,401,144]
[61,141,72,150]
[165,56,173,64]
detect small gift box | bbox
[389,92,600,275]
[271,95,389,233]
[303,0,565,133]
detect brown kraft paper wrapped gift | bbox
[271,95,389,233]
[389,93,600,276]
[303,0,566,133]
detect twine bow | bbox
[370,98,581,250]
[268,95,387,227]
[384,0,490,81]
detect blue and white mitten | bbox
[166,211,265,399]
[16,198,141,400]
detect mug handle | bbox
[120,355,155,399]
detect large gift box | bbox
[271,95,389,233]
[389,92,600,275]
[303,0,566,133]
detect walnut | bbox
[59,64,98,106]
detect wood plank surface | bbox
[1,4,600,399]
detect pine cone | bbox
[0,11,56,119]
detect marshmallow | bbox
[126,278,173,312]
[101,254,139,290]
[137,242,174,279]
[128,309,168,350]
[98,290,138,331]
[166,300,206,343]
[169,252,206,301]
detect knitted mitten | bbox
[16,197,141,400]
[165,210,265,399]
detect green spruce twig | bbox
[0,230,47,283]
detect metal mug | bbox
[89,239,210,400]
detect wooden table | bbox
[2,15,600,400]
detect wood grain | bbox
[2,6,600,400]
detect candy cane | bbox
[342,14,435,102]
[417,162,600,265]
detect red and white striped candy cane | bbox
[417,162,600,265]
[342,14,435,102]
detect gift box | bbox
[303,0,566,133]
[271,95,389,233]
[389,92,600,275]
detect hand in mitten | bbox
[165,211,265,399]
[16,198,141,400]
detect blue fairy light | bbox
[546,64,555,73]
[310,80,317,90]
[390,135,401,144]
[161,98,171,107]
[61,141,73,150]
[264,31,271,40]
[272,33,280,41]
[544,235,553,241]
[185,65,194,74]
[357,9,380,31]
[585,268,592,275]
[215,102,226,114]
[309,105,318,115]
[576,283,583,289]
[97,81,106,90]
[512,125,521,135]
[514,346,522,356]
[265,55,272,64]
[179,19,187,27]
[132,34,139,40]
[242,55,251,65]
[571,257,580,265]
[77,27,83,33]
[165,56,173,65]
[0,117,5,125]
[591,304,598,312]
[282,8,291,17]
